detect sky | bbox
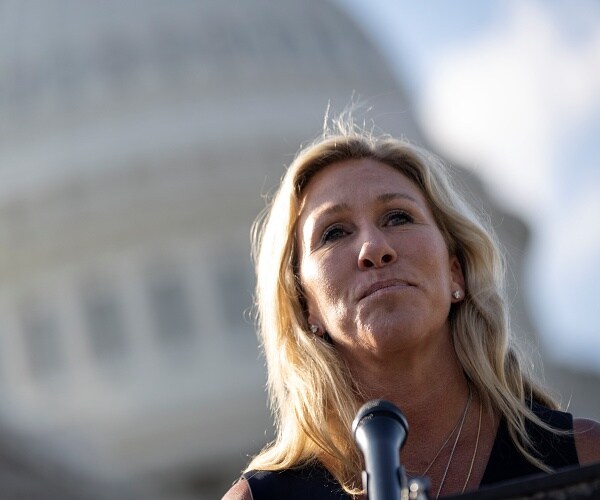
[336,0,600,372]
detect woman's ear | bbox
[450,255,465,298]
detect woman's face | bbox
[296,159,464,362]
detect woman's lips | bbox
[360,279,412,300]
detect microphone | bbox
[352,399,409,500]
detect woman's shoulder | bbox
[227,465,351,500]
[221,478,252,500]
[531,401,600,465]
[573,417,600,465]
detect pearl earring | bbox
[309,324,319,334]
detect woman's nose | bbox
[358,231,397,270]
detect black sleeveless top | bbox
[242,403,579,499]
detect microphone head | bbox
[352,399,408,438]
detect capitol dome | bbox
[0,1,420,498]
[0,0,420,197]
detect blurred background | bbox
[0,0,597,498]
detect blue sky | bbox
[336,0,600,372]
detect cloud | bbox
[418,0,600,218]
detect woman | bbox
[223,115,600,499]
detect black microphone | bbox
[352,399,409,500]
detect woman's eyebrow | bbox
[311,202,350,220]
[376,192,419,204]
[310,193,419,221]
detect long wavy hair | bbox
[246,113,558,495]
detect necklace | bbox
[434,387,473,499]
[461,398,482,493]
[408,385,472,478]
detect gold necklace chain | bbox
[435,388,473,499]
[461,399,482,493]
[408,385,472,478]
[434,391,483,498]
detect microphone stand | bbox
[353,399,430,500]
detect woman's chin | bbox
[355,317,447,355]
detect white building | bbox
[0,1,597,498]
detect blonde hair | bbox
[247,114,558,494]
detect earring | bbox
[309,324,320,334]
[452,290,462,300]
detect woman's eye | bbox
[384,210,413,226]
[321,225,347,243]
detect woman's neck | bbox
[344,329,471,460]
